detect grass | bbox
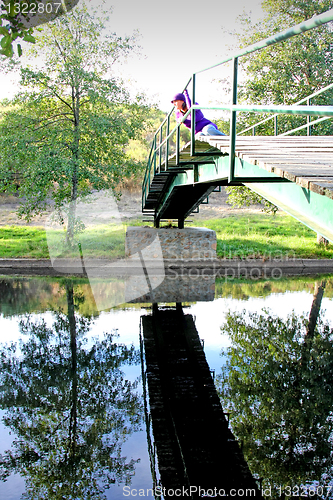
[0,226,49,258]
[0,224,126,259]
[0,213,332,259]
[187,213,333,260]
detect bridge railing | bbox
[142,9,333,210]
[238,82,333,137]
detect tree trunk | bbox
[301,280,326,364]
[66,282,78,469]
[306,280,326,339]
[67,85,80,245]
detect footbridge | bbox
[142,10,333,242]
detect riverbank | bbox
[0,257,333,278]
[0,189,332,261]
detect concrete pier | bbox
[125,227,217,261]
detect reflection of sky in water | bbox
[1,284,333,499]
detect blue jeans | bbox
[197,124,225,137]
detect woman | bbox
[171,89,225,136]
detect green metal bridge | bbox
[142,9,333,242]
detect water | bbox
[0,274,333,499]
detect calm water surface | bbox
[1,275,333,499]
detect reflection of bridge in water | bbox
[140,303,262,498]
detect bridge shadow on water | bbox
[140,302,262,499]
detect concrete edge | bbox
[0,258,332,277]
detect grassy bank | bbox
[0,213,332,259]
[0,224,126,259]
[188,214,333,259]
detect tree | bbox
[0,279,143,498]
[217,286,333,497]
[224,0,333,212]
[0,1,149,242]
[0,0,80,57]
[236,0,333,134]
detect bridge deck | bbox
[198,135,333,197]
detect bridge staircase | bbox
[142,140,224,226]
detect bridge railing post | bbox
[153,135,157,176]
[229,57,238,183]
[191,73,196,157]
[159,126,163,172]
[165,115,170,170]
[176,124,180,165]
[307,98,312,136]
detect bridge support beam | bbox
[178,218,184,229]
[246,181,333,243]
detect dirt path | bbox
[0,187,263,227]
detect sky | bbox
[0,0,265,111]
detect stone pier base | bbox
[125,227,217,262]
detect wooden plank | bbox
[238,153,333,162]
[295,177,333,196]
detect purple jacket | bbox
[175,89,216,134]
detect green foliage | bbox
[0,276,138,317]
[0,0,79,57]
[124,107,176,184]
[235,0,333,134]
[225,185,278,214]
[0,225,49,257]
[0,2,150,240]
[1,0,36,57]
[0,223,128,258]
[1,212,333,259]
[218,304,333,494]
[1,275,333,320]
[215,275,333,299]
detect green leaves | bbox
[0,1,34,57]
[234,0,333,134]
[0,2,149,231]
[22,34,35,43]
[0,0,80,57]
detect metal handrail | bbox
[190,104,333,116]
[238,81,333,136]
[142,9,333,209]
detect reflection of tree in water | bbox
[0,278,55,317]
[218,280,333,496]
[0,280,143,499]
